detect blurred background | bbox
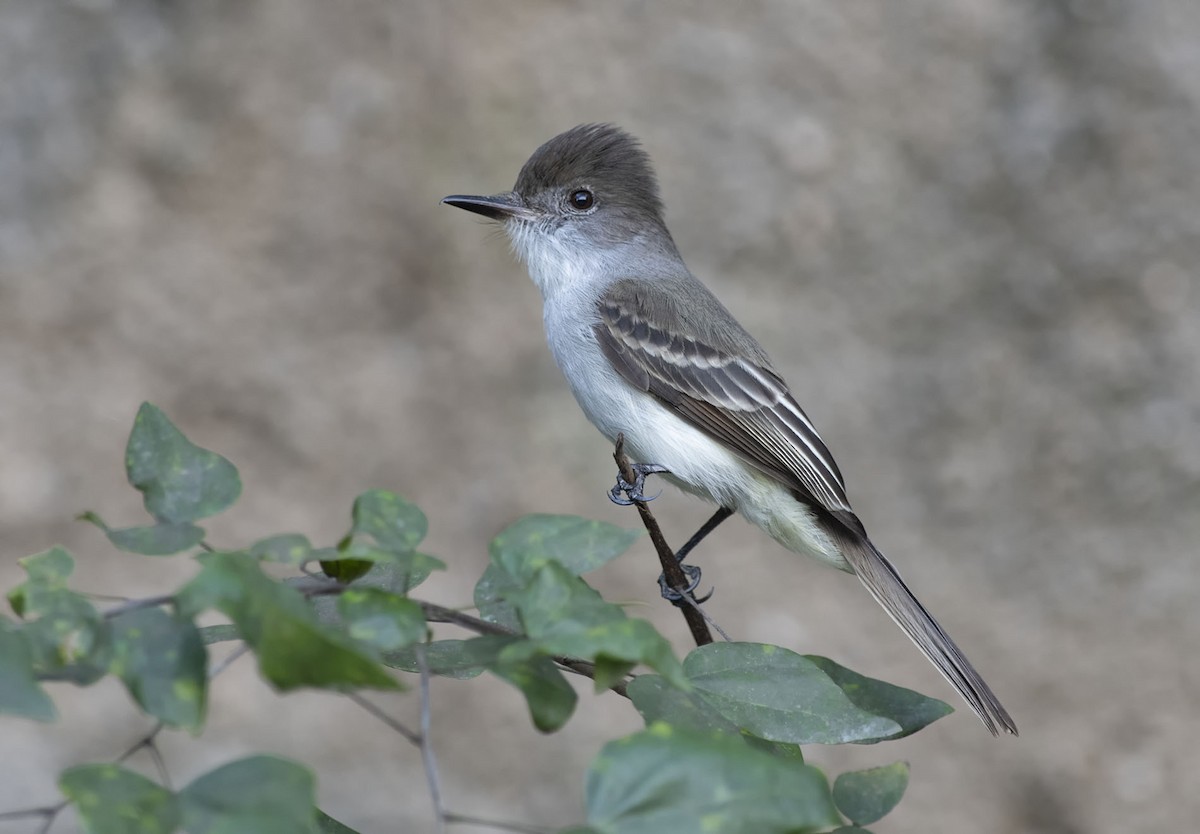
[2,1,1198,831]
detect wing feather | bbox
[596,289,850,512]
[594,281,1018,736]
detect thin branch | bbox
[346,692,421,746]
[418,602,514,637]
[553,657,630,698]
[207,642,250,681]
[677,592,731,642]
[102,594,176,620]
[415,643,447,834]
[6,636,253,829]
[114,722,164,764]
[613,435,713,646]
[444,812,556,833]
[0,806,59,829]
[415,602,633,697]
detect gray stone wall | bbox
[2,1,1196,830]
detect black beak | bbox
[441,192,531,221]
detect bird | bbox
[443,123,1017,736]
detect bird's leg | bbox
[608,462,670,506]
[656,506,733,605]
[673,506,734,565]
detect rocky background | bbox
[2,1,1198,831]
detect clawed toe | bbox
[608,462,669,505]
[657,563,712,606]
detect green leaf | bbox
[832,762,910,826]
[179,551,397,692]
[806,655,953,741]
[354,556,440,594]
[319,544,445,586]
[493,642,578,732]
[351,489,428,551]
[18,546,75,584]
[383,636,577,731]
[0,617,56,721]
[682,643,900,745]
[109,608,207,729]
[318,556,373,585]
[316,810,362,833]
[489,514,639,579]
[627,674,742,735]
[476,515,639,630]
[106,522,206,556]
[337,589,426,652]
[19,587,111,685]
[198,624,241,645]
[60,763,180,834]
[382,636,509,679]
[125,402,242,523]
[627,674,806,761]
[13,549,111,684]
[585,724,841,833]
[473,564,523,630]
[509,562,684,689]
[249,534,313,566]
[9,546,76,619]
[180,755,317,834]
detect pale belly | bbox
[546,315,850,573]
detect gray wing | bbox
[594,281,851,513]
[596,280,1019,736]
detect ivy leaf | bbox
[832,762,910,826]
[105,522,206,556]
[316,810,362,833]
[350,490,428,551]
[198,624,241,645]
[472,564,523,631]
[19,586,111,686]
[492,642,578,732]
[626,674,806,761]
[17,546,75,584]
[383,636,577,731]
[319,544,444,588]
[584,725,840,833]
[682,643,900,745]
[179,755,317,834]
[489,514,639,579]
[109,607,207,729]
[475,515,639,629]
[382,636,509,679]
[179,551,397,692]
[60,764,180,834]
[627,674,742,735]
[508,562,684,689]
[0,617,56,721]
[125,402,241,523]
[806,655,953,741]
[337,589,426,652]
[249,534,314,566]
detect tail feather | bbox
[838,532,1018,736]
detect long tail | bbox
[837,529,1018,736]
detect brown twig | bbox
[613,435,713,646]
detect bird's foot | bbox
[658,564,712,606]
[608,462,670,506]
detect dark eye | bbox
[569,189,594,211]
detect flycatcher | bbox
[443,124,1016,736]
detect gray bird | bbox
[444,124,1017,736]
